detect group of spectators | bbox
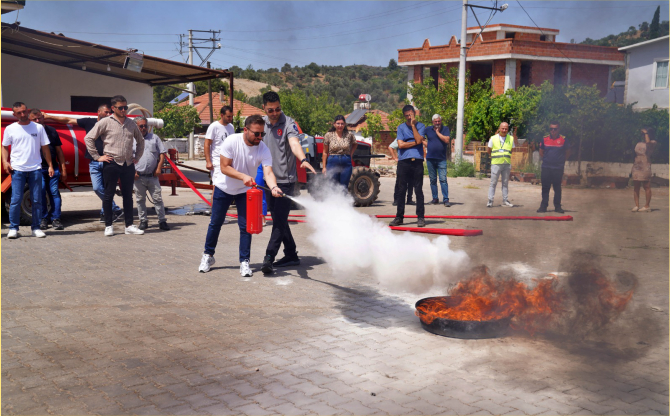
[2,96,169,239]
[2,93,658,276]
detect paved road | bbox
[2,176,668,415]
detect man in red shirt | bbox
[538,122,570,213]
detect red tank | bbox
[246,186,264,234]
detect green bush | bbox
[447,159,476,178]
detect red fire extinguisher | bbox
[246,185,263,234]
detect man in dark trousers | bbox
[84,95,145,237]
[260,91,316,275]
[538,121,570,213]
[46,104,124,222]
[424,114,451,207]
[389,105,426,227]
[29,109,67,230]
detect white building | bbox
[1,23,231,113]
[619,36,669,111]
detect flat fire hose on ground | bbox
[372,214,573,221]
[165,158,305,223]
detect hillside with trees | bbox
[581,6,668,47]
[153,59,408,124]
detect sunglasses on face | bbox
[249,131,266,138]
[138,125,148,129]
[265,107,281,114]
[550,128,559,131]
[114,105,129,111]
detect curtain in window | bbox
[655,61,668,88]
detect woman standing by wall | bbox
[631,128,657,213]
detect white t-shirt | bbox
[2,122,50,172]
[205,121,235,166]
[214,133,273,195]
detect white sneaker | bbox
[502,200,514,207]
[240,260,253,277]
[224,217,231,224]
[199,253,215,273]
[104,226,114,236]
[32,229,46,238]
[486,200,493,208]
[125,225,144,235]
[7,229,18,239]
[631,206,639,212]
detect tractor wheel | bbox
[348,167,380,207]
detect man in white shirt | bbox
[204,105,235,177]
[199,115,282,277]
[2,102,54,238]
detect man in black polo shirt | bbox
[29,109,67,230]
[45,104,123,222]
[537,121,570,213]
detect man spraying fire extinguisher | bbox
[198,114,282,277]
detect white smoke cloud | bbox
[295,181,470,294]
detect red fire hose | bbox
[373,214,573,221]
[389,226,482,236]
[165,158,304,223]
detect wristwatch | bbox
[300,158,307,164]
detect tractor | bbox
[297,133,384,206]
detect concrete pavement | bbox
[2,176,668,415]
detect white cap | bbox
[432,114,441,121]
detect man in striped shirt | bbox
[84,95,145,236]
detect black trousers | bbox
[393,174,414,204]
[540,167,563,209]
[103,161,135,227]
[395,159,425,219]
[266,182,297,259]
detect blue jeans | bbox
[326,155,353,189]
[41,167,62,221]
[9,169,43,230]
[204,187,251,262]
[89,160,120,215]
[255,165,267,216]
[426,158,449,202]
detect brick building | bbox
[398,24,624,98]
[345,108,394,155]
[177,91,264,133]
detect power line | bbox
[515,0,573,63]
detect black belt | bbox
[137,173,154,177]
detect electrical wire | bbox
[515,0,574,63]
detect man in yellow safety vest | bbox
[486,122,518,207]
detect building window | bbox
[653,60,669,89]
[505,32,515,39]
[540,35,547,41]
[71,96,113,112]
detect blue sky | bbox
[2,1,667,70]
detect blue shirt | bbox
[397,122,426,160]
[425,125,450,160]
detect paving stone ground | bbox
[2,176,668,415]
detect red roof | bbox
[344,109,391,132]
[177,91,264,124]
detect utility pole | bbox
[455,0,508,161]
[455,0,468,161]
[180,29,222,160]
[207,61,214,126]
[188,30,195,160]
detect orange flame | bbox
[416,265,636,336]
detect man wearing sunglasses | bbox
[259,91,316,275]
[84,95,145,236]
[537,122,570,213]
[198,115,282,277]
[46,104,124,223]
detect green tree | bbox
[409,66,491,137]
[649,6,661,38]
[278,90,344,136]
[388,59,398,70]
[359,113,384,142]
[154,104,200,139]
[387,109,405,139]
